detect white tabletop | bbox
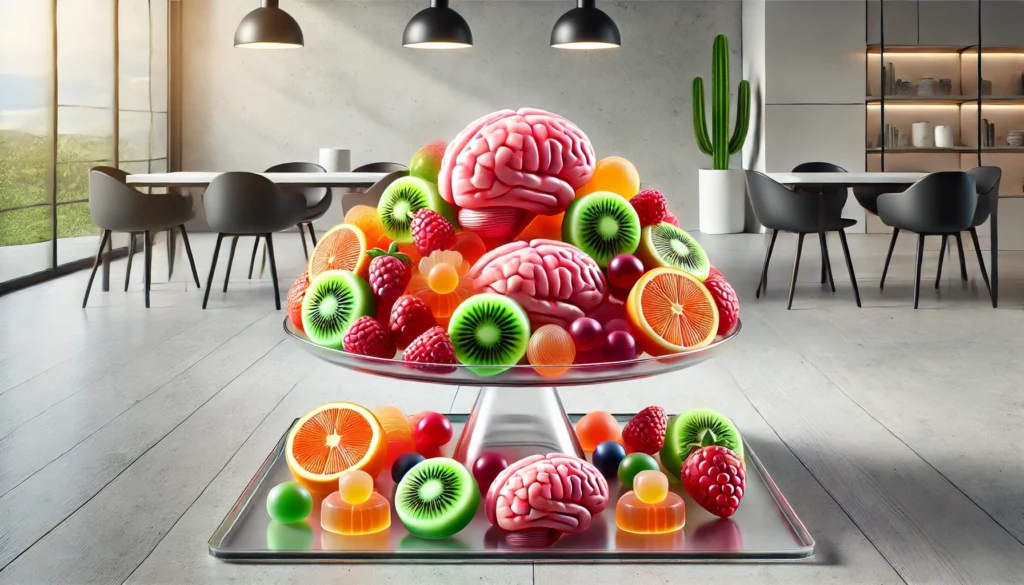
[766,172,927,185]
[126,171,389,187]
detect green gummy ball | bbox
[266,481,313,524]
[618,453,660,489]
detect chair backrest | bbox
[966,166,1001,227]
[791,162,849,199]
[852,184,908,215]
[745,170,847,233]
[876,171,977,234]
[203,172,306,234]
[265,161,330,208]
[89,166,143,230]
[353,162,408,173]
[340,169,409,215]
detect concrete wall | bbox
[180,0,742,231]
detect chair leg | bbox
[968,227,992,300]
[819,232,835,292]
[298,223,309,259]
[914,234,925,309]
[880,228,899,290]
[203,234,224,309]
[179,225,201,288]
[166,227,175,281]
[82,229,111,308]
[265,233,282,310]
[143,230,153,309]
[223,236,239,293]
[837,230,861,308]
[788,233,805,310]
[124,233,136,292]
[248,236,260,279]
[308,223,318,246]
[756,230,778,299]
[935,235,947,289]
[955,232,968,281]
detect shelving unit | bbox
[866,12,1024,202]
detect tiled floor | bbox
[0,231,1022,584]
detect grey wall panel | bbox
[867,0,919,46]
[180,0,741,232]
[919,0,978,46]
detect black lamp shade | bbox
[234,1,304,49]
[403,0,472,49]
[551,0,620,50]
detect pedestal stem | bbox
[452,386,583,466]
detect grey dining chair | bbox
[791,162,848,288]
[340,163,409,214]
[202,172,306,310]
[746,170,861,310]
[83,167,200,308]
[876,171,977,309]
[852,183,910,290]
[944,166,1000,306]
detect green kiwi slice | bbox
[395,457,480,539]
[635,223,711,281]
[447,294,530,377]
[561,191,641,268]
[300,270,374,349]
[659,408,744,478]
[377,177,456,244]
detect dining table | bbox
[765,171,999,307]
[99,171,390,293]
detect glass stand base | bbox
[452,387,584,467]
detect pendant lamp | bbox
[234,0,304,49]
[403,0,473,49]
[551,0,620,50]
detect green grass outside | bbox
[0,130,108,247]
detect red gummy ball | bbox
[471,452,510,494]
[569,317,604,351]
[605,330,637,361]
[607,254,645,290]
[413,412,453,451]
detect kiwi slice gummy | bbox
[377,176,456,244]
[300,270,375,349]
[635,223,711,281]
[659,408,744,479]
[562,191,641,268]
[447,294,530,377]
[395,457,480,540]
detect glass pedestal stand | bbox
[452,386,584,466]
[205,319,814,562]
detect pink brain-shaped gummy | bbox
[486,454,610,535]
[470,239,607,328]
[439,108,596,215]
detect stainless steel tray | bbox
[210,415,814,562]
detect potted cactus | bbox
[694,34,750,234]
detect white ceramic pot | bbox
[698,169,746,234]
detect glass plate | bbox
[283,318,742,387]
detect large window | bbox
[0,0,169,289]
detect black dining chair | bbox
[876,171,978,309]
[265,162,331,260]
[934,166,1000,304]
[745,170,861,309]
[852,183,909,290]
[202,172,306,310]
[791,162,849,289]
[83,167,200,308]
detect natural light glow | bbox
[551,41,619,50]
[404,41,471,49]
[235,41,302,49]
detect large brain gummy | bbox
[486,454,610,536]
[471,239,607,328]
[439,108,596,239]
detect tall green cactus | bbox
[693,34,751,171]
